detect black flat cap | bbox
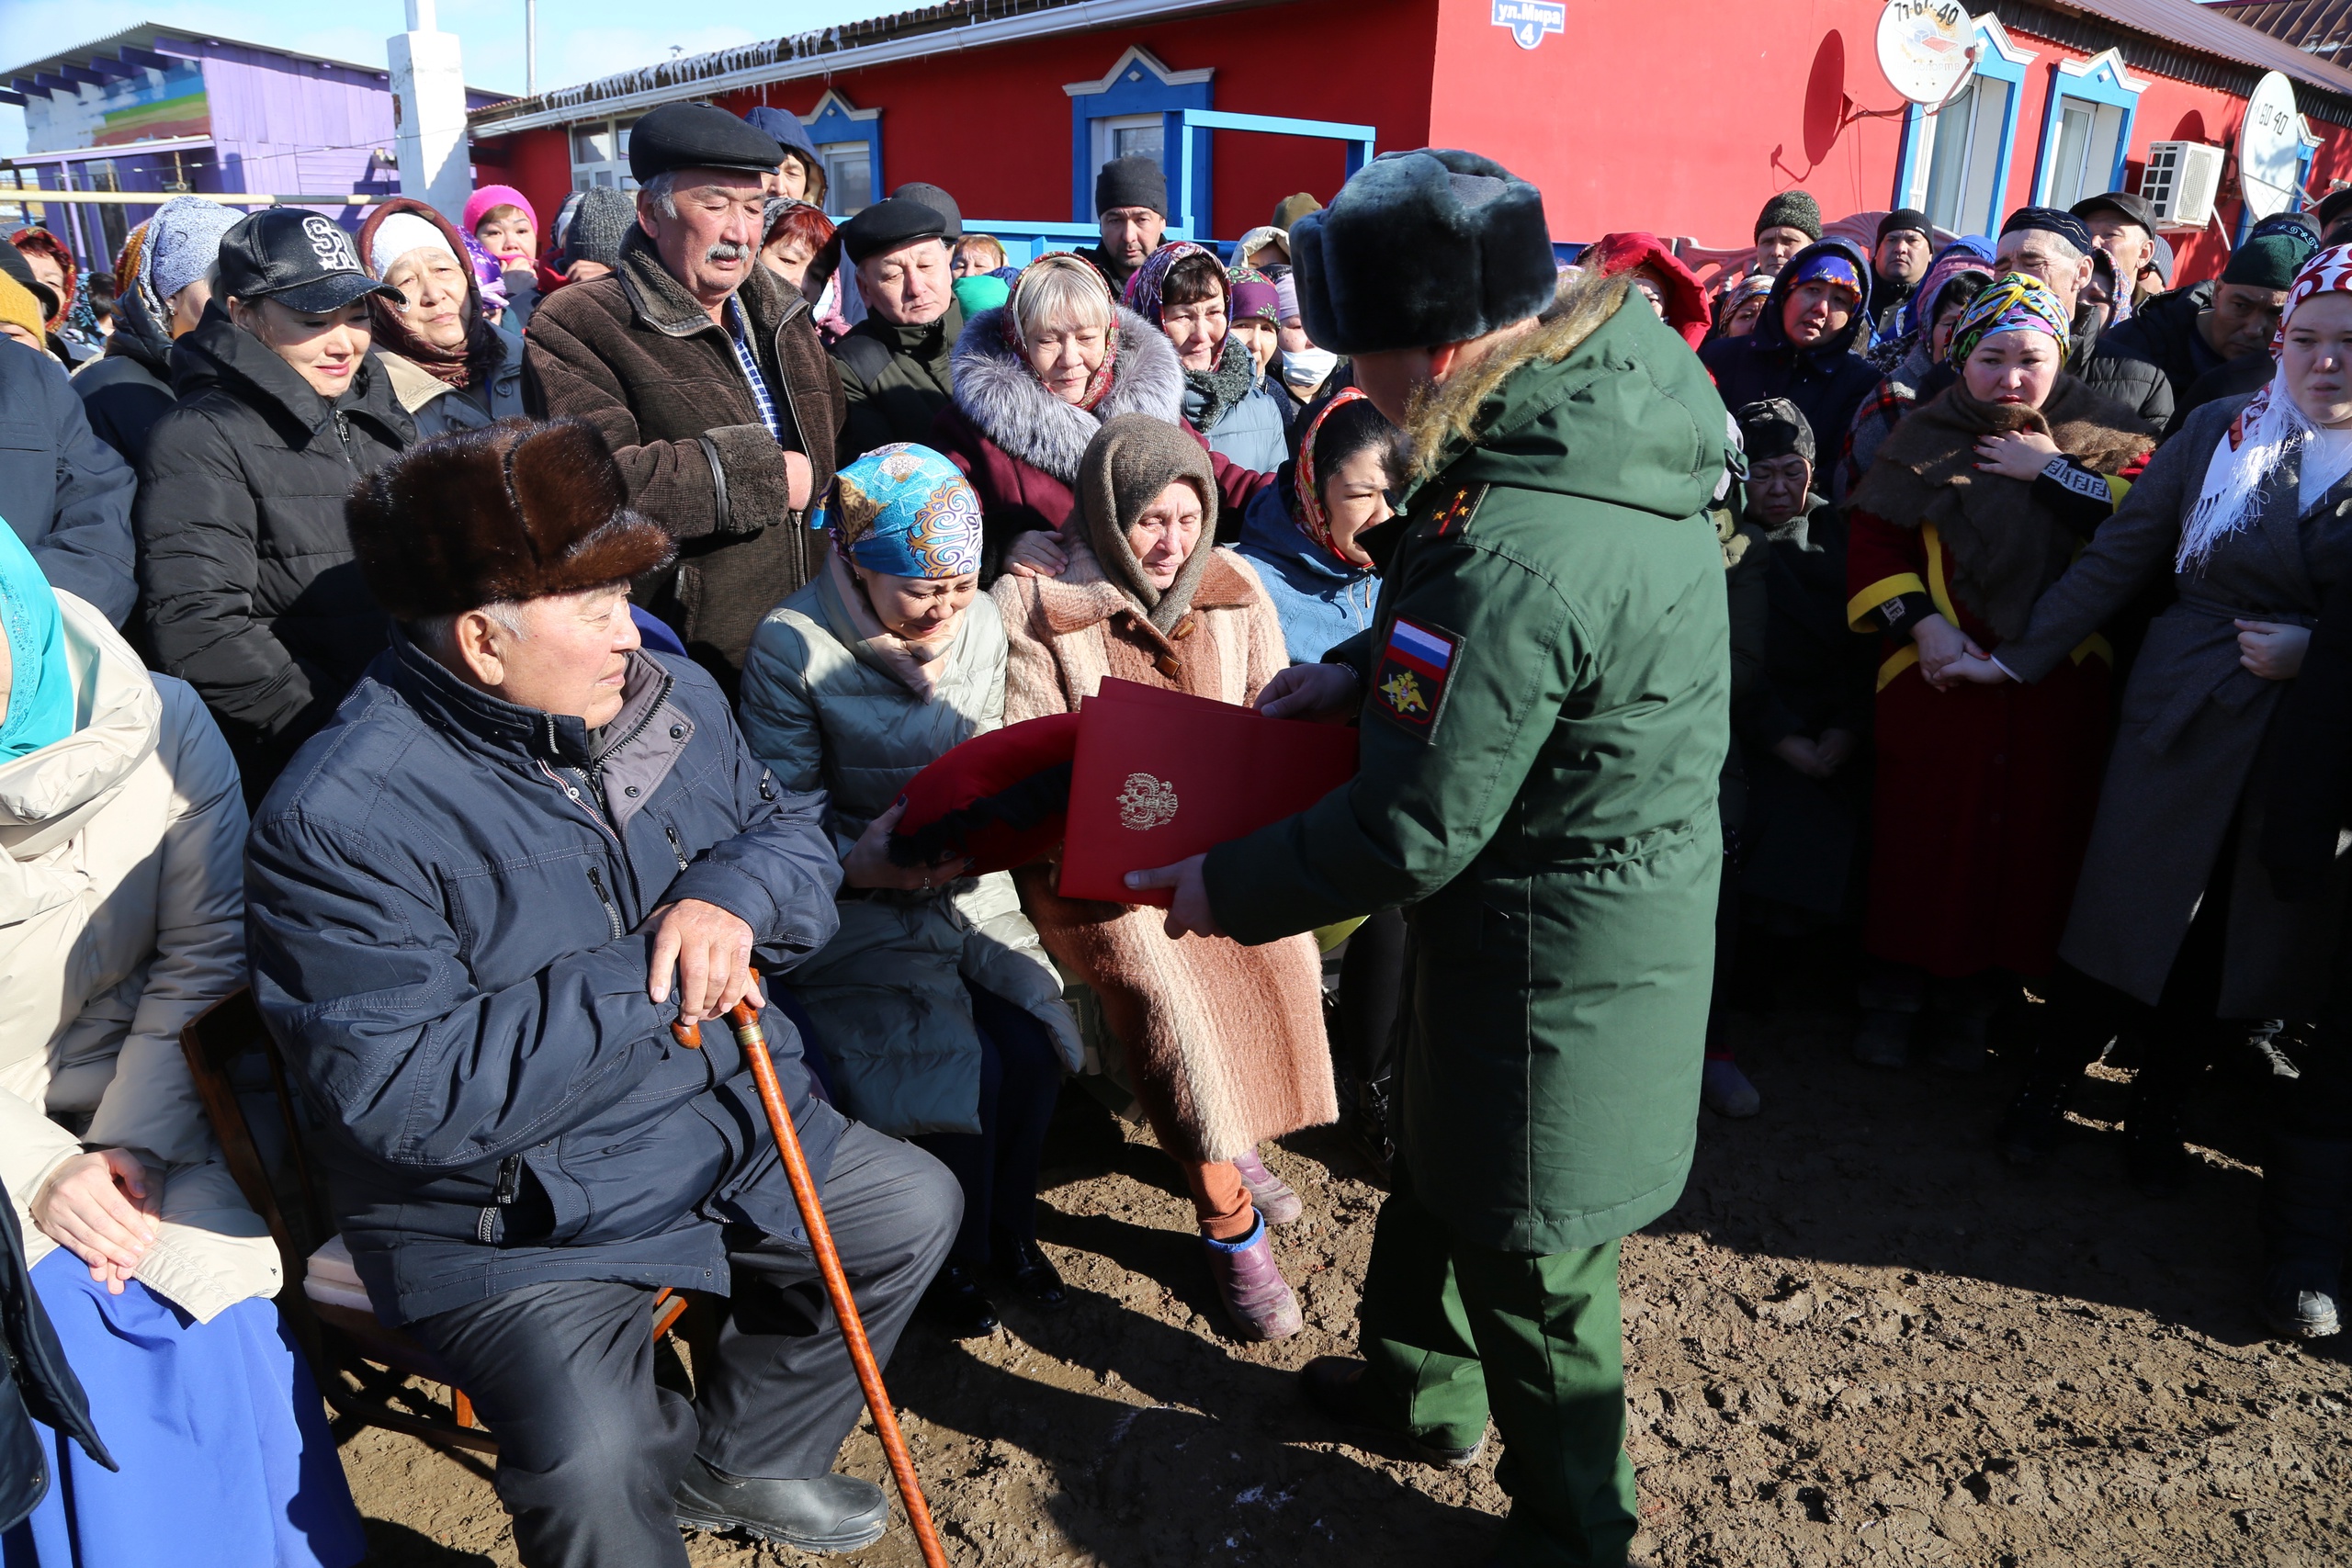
[839,197,949,265]
[628,101,785,183]
[892,182,962,240]
[2000,205,2095,254]
[1736,398,1815,465]
[2070,190,2155,235]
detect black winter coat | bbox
[0,338,137,626]
[2097,280,2218,408]
[246,639,848,1324]
[134,303,413,800]
[1700,240,1884,463]
[72,282,177,469]
[1,1199,112,1532]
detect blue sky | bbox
[0,0,886,155]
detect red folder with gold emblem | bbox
[1058,678,1360,907]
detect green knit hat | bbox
[2223,231,2315,292]
[1755,189,1823,242]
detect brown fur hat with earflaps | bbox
[346,418,674,620]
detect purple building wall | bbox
[12,36,502,272]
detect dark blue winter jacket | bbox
[0,337,136,626]
[1234,484,1379,663]
[246,636,847,1324]
[1699,238,1883,471]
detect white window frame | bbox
[818,141,874,215]
[1091,113,1167,189]
[569,116,639,192]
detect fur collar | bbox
[950,304,1185,484]
[1028,534,1260,649]
[1399,271,1633,490]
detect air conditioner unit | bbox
[2139,141,2225,230]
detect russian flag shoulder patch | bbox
[1371,615,1463,739]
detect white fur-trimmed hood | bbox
[949,304,1185,485]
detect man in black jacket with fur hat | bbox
[248,419,957,1567]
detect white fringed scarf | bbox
[2181,243,2352,571]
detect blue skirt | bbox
[2,1250,367,1568]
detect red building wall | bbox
[1427,0,1908,246]
[478,0,2352,290]
[485,0,1437,243]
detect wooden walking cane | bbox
[672,973,952,1568]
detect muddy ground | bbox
[346,987,2352,1567]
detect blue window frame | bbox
[1063,46,1212,231]
[1893,18,2034,238]
[802,88,882,217]
[2031,49,2144,210]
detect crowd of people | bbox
[0,93,2347,1568]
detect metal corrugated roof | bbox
[2040,0,2352,97]
[2205,0,2352,69]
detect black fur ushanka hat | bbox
[1289,148,1557,356]
[345,418,674,620]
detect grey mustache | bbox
[705,242,752,263]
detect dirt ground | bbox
[345,988,2352,1568]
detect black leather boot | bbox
[674,1460,888,1552]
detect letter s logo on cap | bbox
[301,215,358,271]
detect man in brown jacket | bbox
[526,101,846,688]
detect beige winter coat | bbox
[992,537,1334,1163]
[0,592,277,1322]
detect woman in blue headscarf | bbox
[0,523,366,1566]
[737,445,1086,1340]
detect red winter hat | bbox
[1584,231,1712,349]
[891,712,1080,874]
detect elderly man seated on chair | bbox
[244,418,959,1568]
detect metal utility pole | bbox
[526,0,537,96]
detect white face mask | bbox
[1282,344,1338,387]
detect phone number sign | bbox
[1493,0,1566,50]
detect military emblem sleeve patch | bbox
[1371,615,1462,739]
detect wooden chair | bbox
[179,988,694,1457]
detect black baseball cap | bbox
[2069,190,2156,236]
[219,209,401,312]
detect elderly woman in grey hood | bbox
[738,441,1082,1340]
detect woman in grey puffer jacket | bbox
[739,443,1084,1340]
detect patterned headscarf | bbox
[814,443,983,579]
[1946,273,2071,367]
[1785,247,1865,301]
[1121,240,1220,324]
[2182,243,2352,571]
[1002,253,1121,411]
[1898,236,1996,343]
[1294,387,1373,563]
[1719,271,1776,319]
[1227,264,1280,326]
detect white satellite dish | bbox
[1876,0,1977,107]
[2239,70,2302,220]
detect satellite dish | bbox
[1876,0,1978,107]
[2240,70,2302,220]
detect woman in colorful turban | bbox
[738,441,1087,1339]
[1840,270,2152,1072]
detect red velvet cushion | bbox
[890,712,1080,874]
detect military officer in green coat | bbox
[1130,151,1731,1566]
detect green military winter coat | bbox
[739,566,1083,1137]
[1206,279,1732,1254]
